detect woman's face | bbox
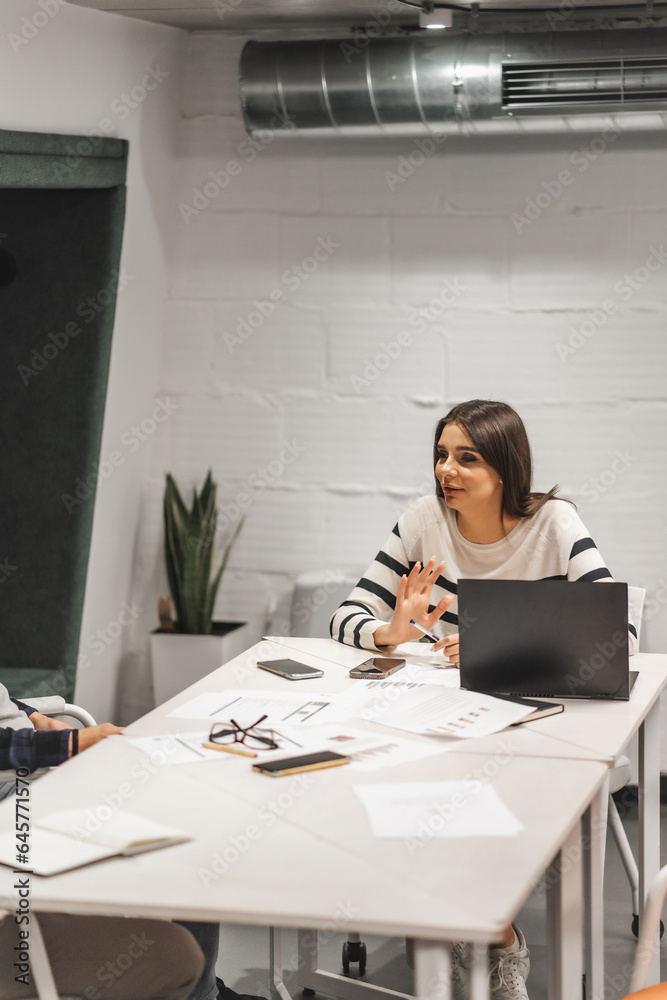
[435,422,504,514]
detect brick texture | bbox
[129,32,667,738]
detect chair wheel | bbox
[631,914,665,939]
[342,940,367,976]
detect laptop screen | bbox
[457,579,630,700]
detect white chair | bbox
[290,569,365,640]
[0,696,96,783]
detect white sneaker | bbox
[449,926,529,1000]
[488,925,530,1000]
[450,941,470,998]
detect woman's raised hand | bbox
[373,557,453,649]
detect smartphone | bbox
[256,658,324,681]
[349,657,406,680]
[252,750,349,777]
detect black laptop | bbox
[458,579,638,701]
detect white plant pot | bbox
[150,621,249,706]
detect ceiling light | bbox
[419,8,453,28]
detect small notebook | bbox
[492,695,564,724]
[0,809,191,876]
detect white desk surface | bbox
[165,641,666,766]
[231,643,667,767]
[0,642,611,945]
[517,653,667,764]
[0,730,608,945]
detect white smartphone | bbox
[256,658,324,681]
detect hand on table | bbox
[373,557,453,650]
[70,723,124,757]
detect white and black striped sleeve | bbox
[330,521,412,651]
[566,526,638,653]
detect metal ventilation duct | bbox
[239,30,667,137]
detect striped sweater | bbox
[330,496,638,654]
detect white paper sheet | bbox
[354,782,524,838]
[395,641,452,660]
[400,664,461,687]
[167,689,350,726]
[126,733,230,765]
[260,724,452,771]
[128,725,312,761]
[347,681,532,737]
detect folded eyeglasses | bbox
[208,714,281,751]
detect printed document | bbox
[168,689,350,726]
[127,732,231,764]
[263,724,452,771]
[346,681,532,737]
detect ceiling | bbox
[65,0,659,32]
[65,0,414,31]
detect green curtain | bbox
[0,128,128,700]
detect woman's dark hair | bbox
[433,399,565,519]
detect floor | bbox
[216,794,667,1000]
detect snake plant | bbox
[163,471,243,634]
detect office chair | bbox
[620,864,667,998]
[0,696,96,784]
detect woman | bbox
[330,399,636,1000]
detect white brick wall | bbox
[125,31,667,746]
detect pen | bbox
[175,736,207,760]
[202,742,258,759]
[409,619,439,643]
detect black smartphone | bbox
[349,657,406,680]
[257,658,324,680]
[252,751,349,777]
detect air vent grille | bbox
[503,57,667,108]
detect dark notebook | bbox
[491,694,565,724]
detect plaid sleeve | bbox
[10,698,36,716]
[0,728,70,772]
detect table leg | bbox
[414,939,452,1000]
[546,820,583,1000]
[583,775,609,1000]
[270,927,294,1000]
[639,700,661,986]
[469,942,489,1000]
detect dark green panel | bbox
[0,129,127,189]
[0,184,127,700]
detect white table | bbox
[458,653,667,990]
[0,640,621,1000]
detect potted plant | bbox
[150,471,247,704]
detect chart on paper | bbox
[167,690,349,726]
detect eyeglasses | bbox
[208,714,280,751]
